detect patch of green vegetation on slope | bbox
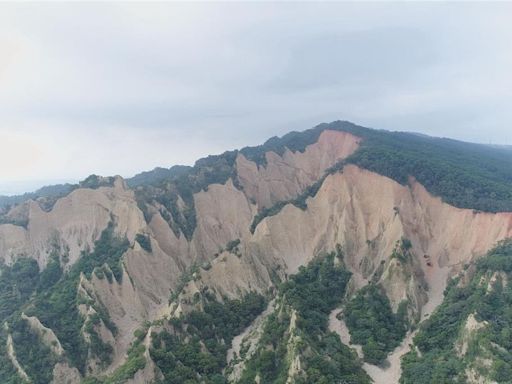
[27,222,128,374]
[150,292,266,384]
[0,332,24,384]
[9,318,59,384]
[0,256,59,383]
[400,239,512,383]
[79,175,116,189]
[135,233,152,252]
[0,222,131,378]
[0,257,61,383]
[127,165,192,188]
[344,284,408,365]
[83,325,148,384]
[0,258,40,323]
[239,252,371,384]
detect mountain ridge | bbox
[4,120,512,210]
[1,121,512,383]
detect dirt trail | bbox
[328,309,363,357]
[362,331,416,384]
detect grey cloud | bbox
[0,2,511,193]
[271,28,435,91]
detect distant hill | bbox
[0,183,76,210]
[126,165,192,188]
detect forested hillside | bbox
[1,121,512,383]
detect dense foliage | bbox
[79,175,116,189]
[401,240,512,383]
[239,252,371,384]
[225,239,241,253]
[0,258,40,323]
[280,251,351,335]
[0,258,41,383]
[150,292,266,383]
[344,284,407,365]
[25,222,128,374]
[102,343,146,384]
[126,165,192,188]
[10,318,59,384]
[0,333,23,384]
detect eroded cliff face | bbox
[2,129,512,382]
[236,130,361,208]
[249,165,512,312]
[0,177,145,268]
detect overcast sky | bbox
[1,2,512,195]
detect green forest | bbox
[344,284,407,365]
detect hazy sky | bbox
[1,2,512,194]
